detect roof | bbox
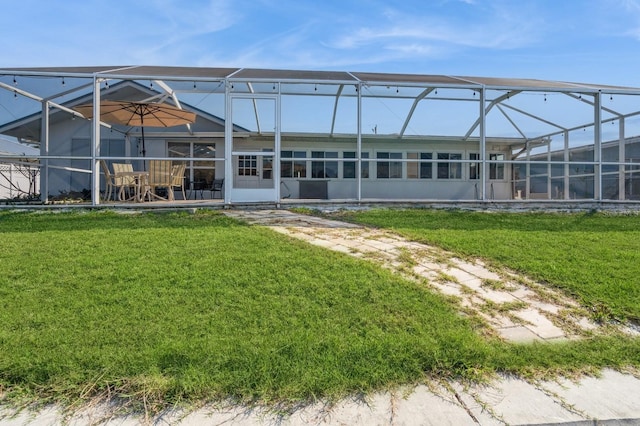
[0,80,247,142]
[0,136,38,156]
[2,66,639,93]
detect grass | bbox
[0,209,639,413]
[328,208,640,323]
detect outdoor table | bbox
[115,171,149,202]
[188,179,207,200]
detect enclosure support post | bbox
[40,101,50,204]
[357,83,362,201]
[275,83,281,202]
[479,88,486,201]
[547,140,552,199]
[91,77,102,206]
[564,131,570,200]
[224,80,232,205]
[619,118,626,200]
[526,145,531,199]
[594,92,602,200]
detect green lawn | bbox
[0,209,639,411]
[327,208,640,322]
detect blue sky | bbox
[1,0,640,86]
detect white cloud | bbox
[329,18,537,58]
[620,0,640,40]
[0,0,239,67]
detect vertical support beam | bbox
[91,77,102,206]
[547,140,552,199]
[479,88,487,200]
[594,92,602,200]
[224,80,232,205]
[357,83,362,201]
[275,83,281,201]
[526,145,531,199]
[40,101,50,203]
[619,118,626,200]
[564,131,570,200]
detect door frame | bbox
[225,93,280,203]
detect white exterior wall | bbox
[278,138,513,200]
[38,111,514,202]
[43,119,131,197]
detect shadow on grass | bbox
[0,210,246,233]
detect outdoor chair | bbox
[147,160,174,201]
[170,163,186,200]
[209,178,224,199]
[112,163,137,201]
[99,160,117,201]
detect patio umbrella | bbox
[73,100,196,158]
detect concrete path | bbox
[3,208,640,425]
[3,368,640,425]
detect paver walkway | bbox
[224,209,634,343]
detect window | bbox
[489,153,505,180]
[262,149,273,179]
[437,153,462,179]
[407,153,418,179]
[238,155,257,176]
[408,152,432,179]
[377,152,402,179]
[469,153,480,180]
[361,152,370,178]
[281,151,307,178]
[311,151,338,178]
[342,152,370,179]
[343,152,356,179]
[168,141,216,186]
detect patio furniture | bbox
[146,160,174,201]
[188,179,207,200]
[112,169,149,202]
[112,163,137,201]
[170,163,186,199]
[99,160,117,201]
[210,178,224,199]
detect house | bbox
[0,66,639,205]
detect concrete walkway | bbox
[3,368,640,425]
[3,208,640,425]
